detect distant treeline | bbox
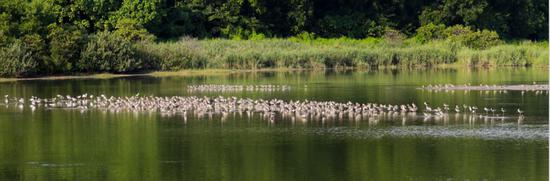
[0,0,548,77]
[0,0,548,40]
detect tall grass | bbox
[136,40,208,71]
[136,38,461,70]
[0,36,546,77]
[457,41,548,66]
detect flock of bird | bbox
[421,102,523,118]
[2,93,526,123]
[187,84,291,92]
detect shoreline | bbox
[0,68,307,82]
[0,66,548,82]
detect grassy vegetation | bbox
[136,38,546,70]
[457,41,548,66]
[0,24,547,78]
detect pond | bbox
[0,68,547,180]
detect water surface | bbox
[0,68,547,180]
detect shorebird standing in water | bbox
[424,102,432,112]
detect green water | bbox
[0,68,548,180]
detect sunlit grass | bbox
[137,38,546,70]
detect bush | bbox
[461,30,501,49]
[79,31,142,73]
[415,23,446,43]
[292,32,316,42]
[0,31,11,47]
[47,24,86,72]
[0,40,41,77]
[383,28,406,46]
[21,34,48,70]
[248,31,266,40]
[444,25,501,49]
[443,25,473,38]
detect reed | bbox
[457,41,548,66]
[137,38,463,70]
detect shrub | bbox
[0,40,40,77]
[445,25,501,49]
[443,25,473,38]
[461,30,501,49]
[79,31,142,73]
[21,34,48,69]
[415,23,446,43]
[47,24,86,72]
[0,31,11,47]
[293,32,316,42]
[383,28,406,47]
[248,31,266,40]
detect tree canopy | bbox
[0,0,547,40]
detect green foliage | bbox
[47,0,120,31]
[150,5,207,38]
[457,42,547,66]
[79,31,141,73]
[291,32,316,42]
[460,30,502,49]
[443,25,473,38]
[420,0,547,40]
[445,25,501,49]
[0,0,547,77]
[47,24,86,72]
[113,18,156,42]
[0,0,547,40]
[0,40,40,77]
[135,39,458,70]
[316,13,382,38]
[0,31,10,47]
[137,38,207,71]
[131,38,546,71]
[248,31,266,40]
[420,0,487,27]
[383,28,405,47]
[415,23,446,43]
[21,33,47,67]
[110,0,161,28]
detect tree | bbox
[47,24,86,72]
[113,18,156,42]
